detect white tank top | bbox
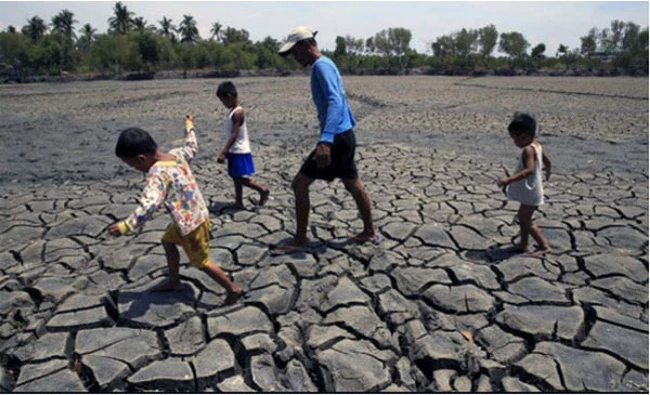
[225,106,251,154]
[507,142,545,206]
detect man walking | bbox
[275,26,378,253]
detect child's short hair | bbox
[217,81,238,97]
[508,112,536,137]
[115,127,158,158]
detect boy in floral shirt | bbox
[108,115,243,304]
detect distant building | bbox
[591,46,623,62]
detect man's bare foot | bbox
[349,232,382,245]
[258,189,270,206]
[273,239,307,254]
[152,280,182,292]
[224,287,244,306]
[532,245,551,257]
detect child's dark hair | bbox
[508,112,536,137]
[115,127,157,158]
[217,81,238,97]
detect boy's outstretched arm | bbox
[542,151,551,181]
[108,174,167,236]
[177,115,198,163]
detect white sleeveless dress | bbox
[225,106,251,154]
[507,142,545,206]
[224,106,255,178]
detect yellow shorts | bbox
[162,220,211,269]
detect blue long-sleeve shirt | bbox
[310,56,356,144]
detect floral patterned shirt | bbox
[117,119,209,236]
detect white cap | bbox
[278,26,318,55]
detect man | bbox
[275,26,378,253]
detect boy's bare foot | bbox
[152,280,183,292]
[273,239,307,254]
[258,189,270,206]
[349,232,382,245]
[224,287,244,306]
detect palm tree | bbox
[133,16,147,32]
[51,9,78,40]
[80,23,96,42]
[108,1,133,34]
[210,22,222,42]
[22,16,47,41]
[77,23,96,52]
[158,16,176,39]
[178,14,200,44]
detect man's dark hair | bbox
[508,112,536,137]
[115,127,157,158]
[217,81,238,97]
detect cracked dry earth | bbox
[0,76,648,392]
[1,141,648,392]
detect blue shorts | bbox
[227,152,255,178]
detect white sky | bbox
[0,1,648,55]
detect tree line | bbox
[0,2,647,80]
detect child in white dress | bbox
[216,81,270,209]
[497,112,552,256]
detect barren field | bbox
[0,76,647,392]
[0,76,647,186]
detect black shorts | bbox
[299,129,358,182]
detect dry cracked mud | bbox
[0,76,647,392]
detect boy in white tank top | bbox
[497,112,552,256]
[216,81,270,209]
